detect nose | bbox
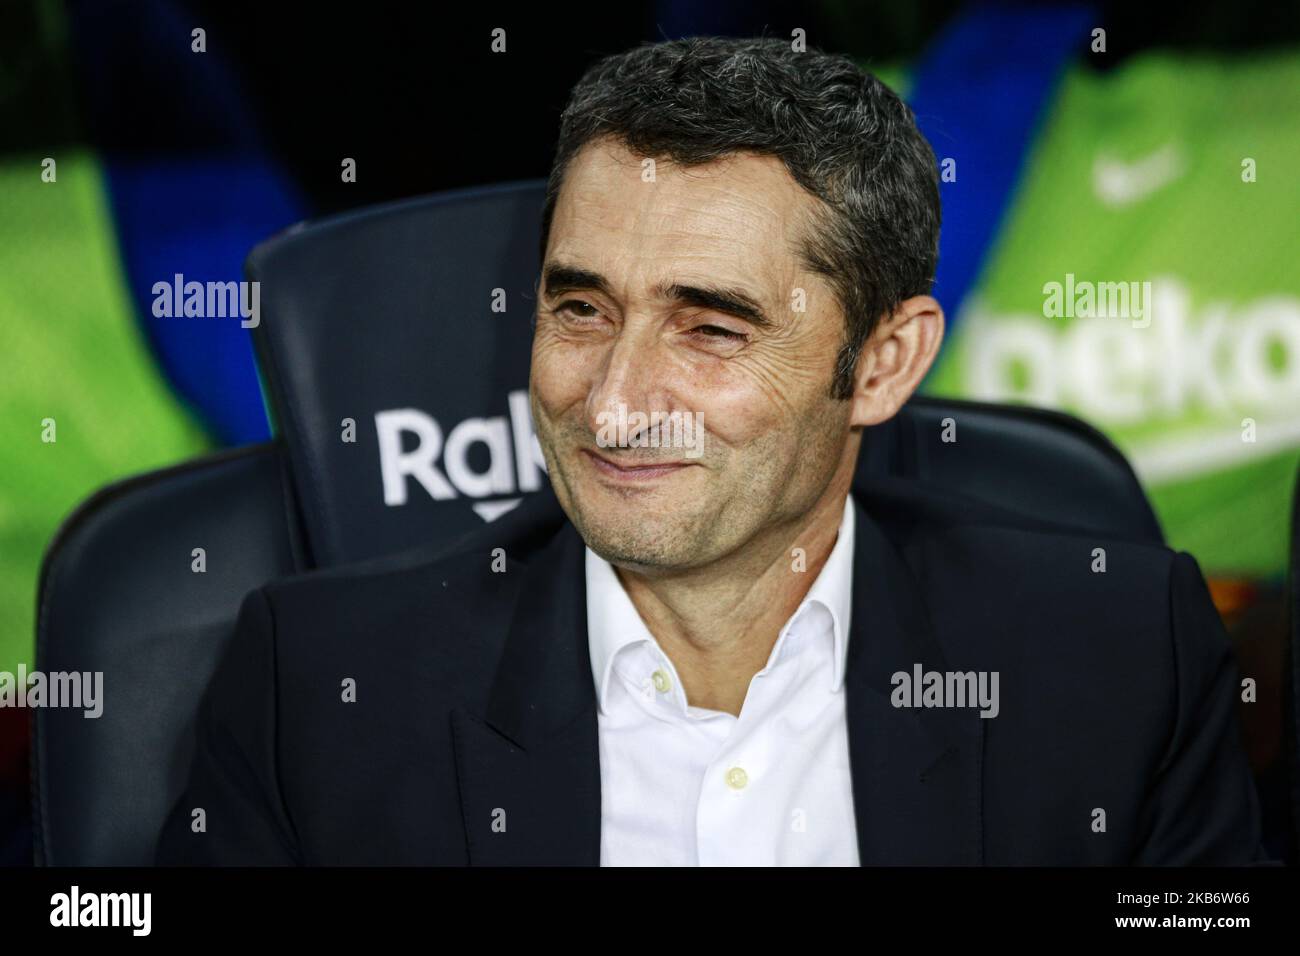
[583,323,672,448]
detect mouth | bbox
[580,449,696,482]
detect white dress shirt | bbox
[585,496,859,866]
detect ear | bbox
[848,295,944,428]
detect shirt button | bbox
[725,767,749,790]
[651,669,672,693]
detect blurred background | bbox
[1,0,1297,864]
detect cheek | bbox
[684,364,793,450]
[530,328,594,414]
[711,328,833,413]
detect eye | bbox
[691,324,747,341]
[555,299,601,319]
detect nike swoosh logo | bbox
[1092,143,1185,207]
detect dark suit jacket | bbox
[156,477,1265,865]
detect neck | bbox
[615,456,855,717]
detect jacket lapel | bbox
[451,518,601,865]
[845,493,985,865]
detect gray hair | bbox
[540,36,941,400]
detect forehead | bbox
[548,139,815,293]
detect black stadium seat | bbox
[36,180,1176,865]
[34,444,300,865]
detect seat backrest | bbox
[35,182,1165,866]
[863,396,1164,542]
[247,181,546,568]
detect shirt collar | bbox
[584,545,656,714]
[802,493,855,692]
[584,495,855,713]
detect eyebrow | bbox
[542,264,612,298]
[663,283,773,329]
[541,262,774,329]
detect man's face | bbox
[530,139,858,573]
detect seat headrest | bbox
[248,181,547,566]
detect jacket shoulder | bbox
[253,490,570,652]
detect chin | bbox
[574,507,703,571]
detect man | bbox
[157,37,1263,865]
